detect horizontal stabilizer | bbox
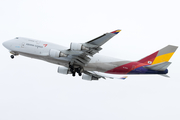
[144,62,171,71]
[159,74,170,78]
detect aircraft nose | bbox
[2,40,12,50]
[3,41,8,48]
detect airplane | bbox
[2,30,178,80]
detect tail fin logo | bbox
[148,61,152,64]
[43,44,48,47]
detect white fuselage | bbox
[3,37,127,73]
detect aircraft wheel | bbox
[78,72,82,76]
[72,72,76,77]
[70,69,73,74]
[76,68,80,76]
[10,55,14,59]
[69,65,74,73]
[76,68,82,76]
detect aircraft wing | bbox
[62,30,121,67]
[82,70,127,81]
[86,29,121,46]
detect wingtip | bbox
[120,76,128,80]
[111,29,121,34]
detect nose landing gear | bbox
[10,55,14,59]
[9,52,19,59]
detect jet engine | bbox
[70,43,89,51]
[57,66,71,74]
[49,49,67,58]
[82,74,98,81]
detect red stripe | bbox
[105,62,147,74]
[138,51,158,64]
[105,51,159,74]
[111,30,117,33]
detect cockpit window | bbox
[15,37,19,39]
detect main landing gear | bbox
[69,65,83,77]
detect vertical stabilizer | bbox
[138,45,178,65]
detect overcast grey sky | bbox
[0,0,180,120]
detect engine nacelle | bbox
[82,74,98,81]
[57,66,71,74]
[49,49,67,58]
[70,43,89,51]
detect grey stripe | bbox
[157,45,178,56]
[86,61,131,72]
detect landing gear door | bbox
[21,42,25,48]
